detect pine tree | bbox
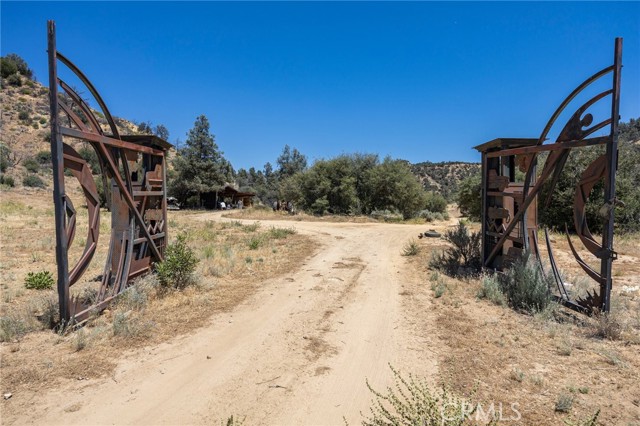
[169,115,234,206]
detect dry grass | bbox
[0,189,316,393]
[402,231,640,426]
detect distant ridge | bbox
[410,161,480,200]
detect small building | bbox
[201,185,255,209]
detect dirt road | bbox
[9,215,442,425]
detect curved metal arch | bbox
[537,65,614,145]
[62,143,101,285]
[56,51,120,139]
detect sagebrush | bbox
[360,365,494,426]
[430,221,481,277]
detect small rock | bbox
[4,393,12,400]
[206,355,211,360]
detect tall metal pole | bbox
[48,21,70,323]
[601,37,622,313]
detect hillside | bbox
[0,73,142,190]
[411,161,480,200]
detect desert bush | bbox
[417,210,449,222]
[456,172,481,221]
[112,311,153,338]
[0,174,15,187]
[554,393,574,413]
[36,150,51,164]
[6,74,22,87]
[402,239,420,256]
[1,57,18,78]
[268,226,296,239]
[0,315,30,342]
[247,235,264,250]
[117,284,149,311]
[24,270,55,290]
[360,365,485,426]
[23,157,40,173]
[477,274,507,306]
[155,235,199,290]
[23,174,46,188]
[370,209,403,222]
[430,221,481,277]
[591,311,623,340]
[498,254,552,313]
[18,110,29,121]
[424,191,448,213]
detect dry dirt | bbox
[1,203,639,425]
[1,209,444,425]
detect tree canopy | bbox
[169,115,234,206]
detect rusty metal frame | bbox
[48,21,171,324]
[475,38,623,314]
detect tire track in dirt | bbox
[7,216,440,425]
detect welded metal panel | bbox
[475,38,623,315]
[47,21,171,324]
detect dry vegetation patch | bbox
[404,232,640,425]
[0,190,315,396]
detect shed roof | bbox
[473,138,539,153]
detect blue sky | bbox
[2,2,639,171]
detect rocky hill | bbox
[410,161,480,200]
[0,71,143,190]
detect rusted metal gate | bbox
[475,38,623,314]
[47,21,171,324]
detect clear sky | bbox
[1,1,639,171]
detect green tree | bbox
[154,124,170,141]
[367,157,427,219]
[276,145,307,179]
[169,115,234,207]
[456,172,482,221]
[5,54,33,79]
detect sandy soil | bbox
[4,213,446,425]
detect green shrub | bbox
[1,57,18,78]
[268,226,296,239]
[477,274,507,306]
[555,393,574,413]
[456,172,482,221]
[19,87,32,96]
[23,157,39,173]
[23,174,46,188]
[247,235,264,250]
[424,191,448,213]
[0,144,10,173]
[24,271,55,290]
[360,365,483,426]
[402,239,420,256]
[498,254,552,313]
[36,150,51,164]
[78,145,100,174]
[112,311,153,338]
[0,315,30,342]
[6,74,22,87]
[155,235,199,289]
[18,110,29,121]
[39,117,47,125]
[0,174,15,187]
[430,221,481,277]
[417,209,449,222]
